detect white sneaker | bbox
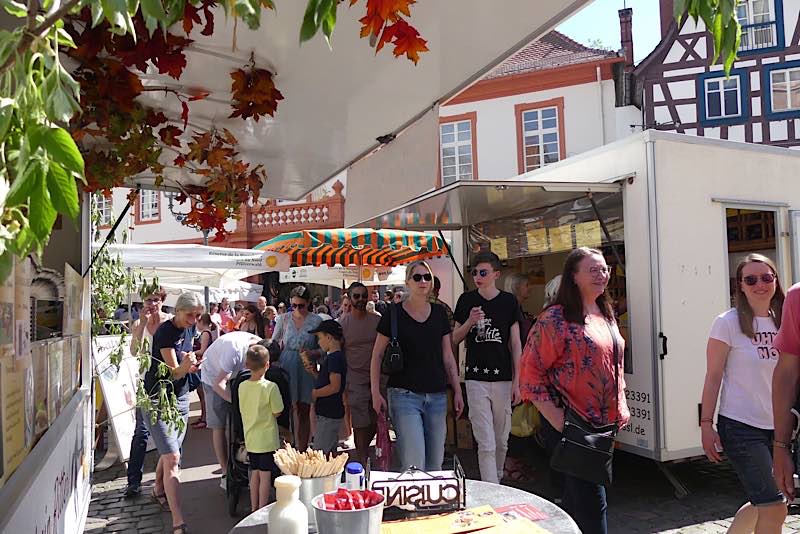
[220,476,227,491]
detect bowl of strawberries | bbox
[311,488,385,533]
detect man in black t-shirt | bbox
[453,252,522,484]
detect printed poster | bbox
[13,258,30,361]
[60,339,73,408]
[548,225,573,252]
[31,342,48,441]
[525,228,548,254]
[2,350,27,478]
[48,340,62,425]
[0,264,13,352]
[574,220,602,249]
[63,263,83,337]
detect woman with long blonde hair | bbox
[700,254,786,533]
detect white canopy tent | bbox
[127,1,593,200]
[279,265,406,288]
[97,243,290,287]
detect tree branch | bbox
[0,0,82,77]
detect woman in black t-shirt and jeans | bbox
[370,261,464,471]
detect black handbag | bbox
[549,319,621,486]
[381,303,404,375]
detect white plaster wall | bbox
[440,78,619,180]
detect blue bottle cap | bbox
[346,462,364,474]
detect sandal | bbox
[172,524,189,533]
[190,419,207,429]
[151,488,170,511]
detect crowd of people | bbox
[117,246,800,534]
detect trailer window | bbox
[725,208,777,302]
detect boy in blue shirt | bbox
[308,320,347,455]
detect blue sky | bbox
[556,0,662,64]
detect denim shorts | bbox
[143,394,190,456]
[717,415,784,506]
[202,383,230,429]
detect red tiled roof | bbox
[487,31,620,79]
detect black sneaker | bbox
[123,484,141,498]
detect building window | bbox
[96,194,113,227]
[697,70,750,126]
[440,120,474,185]
[705,76,741,119]
[521,106,560,172]
[769,67,800,112]
[737,0,784,53]
[138,190,160,222]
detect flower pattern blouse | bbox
[520,305,630,427]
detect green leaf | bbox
[6,159,42,206]
[46,162,79,222]
[91,1,105,27]
[41,127,84,176]
[720,0,735,28]
[1,0,27,18]
[56,27,77,48]
[673,0,689,24]
[140,0,165,34]
[300,0,319,43]
[722,23,741,75]
[0,97,15,141]
[28,168,56,243]
[711,12,723,64]
[0,251,12,283]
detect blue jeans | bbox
[388,388,447,472]
[542,418,607,534]
[127,407,150,487]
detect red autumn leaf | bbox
[146,111,169,127]
[386,20,428,64]
[228,67,283,121]
[157,51,188,79]
[174,154,186,167]
[183,4,203,34]
[200,1,216,36]
[181,101,190,129]
[188,90,210,101]
[159,125,183,147]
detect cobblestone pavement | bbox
[85,415,800,533]
[85,451,168,533]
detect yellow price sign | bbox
[526,228,548,254]
[574,221,602,248]
[549,225,573,252]
[490,238,508,260]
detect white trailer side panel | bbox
[653,135,799,460]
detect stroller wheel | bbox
[227,485,239,517]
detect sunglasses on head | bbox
[411,273,432,282]
[471,268,491,278]
[742,273,776,286]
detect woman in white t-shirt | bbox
[700,254,786,533]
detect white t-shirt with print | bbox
[709,308,779,429]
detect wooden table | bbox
[229,479,580,533]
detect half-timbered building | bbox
[635,0,800,147]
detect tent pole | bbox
[83,192,135,278]
[202,229,210,311]
[588,194,625,274]
[437,229,465,288]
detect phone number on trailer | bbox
[624,390,652,405]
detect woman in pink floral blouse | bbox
[520,247,629,534]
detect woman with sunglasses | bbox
[700,254,786,532]
[240,304,267,338]
[271,285,322,451]
[370,261,464,471]
[519,247,628,534]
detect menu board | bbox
[47,341,62,424]
[31,342,48,441]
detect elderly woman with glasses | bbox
[700,254,787,533]
[271,285,322,451]
[370,261,464,471]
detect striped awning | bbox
[253,228,449,267]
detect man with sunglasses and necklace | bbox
[337,282,382,466]
[453,252,523,484]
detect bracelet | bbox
[699,418,714,424]
[774,440,791,449]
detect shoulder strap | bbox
[605,319,621,428]
[390,303,398,341]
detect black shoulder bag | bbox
[549,319,621,487]
[381,303,405,375]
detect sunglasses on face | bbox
[471,269,491,278]
[742,273,776,286]
[293,303,307,310]
[411,273,432,282]
[350,293,368,300]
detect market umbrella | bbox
[253,228,449,267]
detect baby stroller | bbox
[226,367,292,516]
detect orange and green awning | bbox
[253,228,449,267]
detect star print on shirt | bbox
[473,366,479,373]
[483,368,490,374]
[494,369,500,375]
